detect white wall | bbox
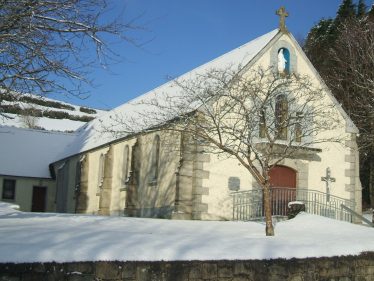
[0,175,56,212]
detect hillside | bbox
[0,92,106,132]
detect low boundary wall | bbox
[0,252,374,281]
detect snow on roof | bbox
[0,126,76,178]
[0,202,373,263]
[58,29,280,160]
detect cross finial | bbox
[276,6,289,33]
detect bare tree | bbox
[109,66,343,236]
[0,0,140,114]
[19,107,39,129]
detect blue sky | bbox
[54,0,373,110]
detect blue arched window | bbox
[278,48,290,74]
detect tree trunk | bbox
[263,181,274,236]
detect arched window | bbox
[294,112,303,142]
[277,48,290,74]
[75,160,82,194]
[259,108,266,138]
[275,94,288,140]
[97,153,105,192]
[149,135,160,185]
[122,145,130,186]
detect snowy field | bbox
[0,94,106,132]
[2,113,87,131]
[0,202,373,263]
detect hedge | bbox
[80,107,97,114]
[0,104,94,122]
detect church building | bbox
[0,9,362,221]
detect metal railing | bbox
[231,187,356,222]
[341,204,374,227]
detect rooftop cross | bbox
[276,6,289,33]
[321,167,336,202]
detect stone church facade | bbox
[50,26,362,221]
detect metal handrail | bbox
[341,204,374,227]
[231,187,356,222]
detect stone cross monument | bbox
[321,167,336,202]
[276,6,289,33]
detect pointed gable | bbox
[264,31,358,134]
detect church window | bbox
[97,153,105,192]
[275,94,288,140]
[2,179,16,200]
[56,162,69,213]
[295,112,303,142]
[122,145,130,186]
[277,48,290,74]
[149,135,160,185]
[75,160,82,194]
[259,108,266,138]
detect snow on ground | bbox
[0,202,373,263]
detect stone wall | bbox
[1,253,374,281]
